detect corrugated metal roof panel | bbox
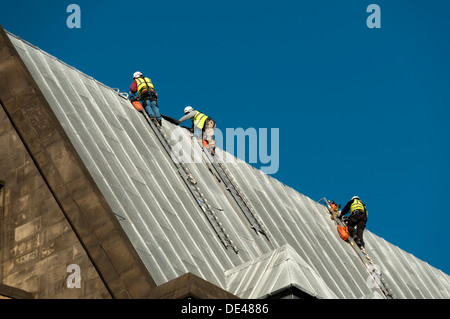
[225,245,338,299]
[9,31,450,299]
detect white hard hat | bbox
[352,196,360,200]
[133,71,143,79]
[184,106,194,114]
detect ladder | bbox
[151,117,239,253]
[198,139,273,245]
[319,198,395,299]
[120,95,239,253]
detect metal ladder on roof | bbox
[199,141,273,245]
[116,91,240,253]
[319,197,396,299]
[139,110,240,254]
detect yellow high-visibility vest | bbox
[193,111,208,130]
[135,77,154,94]
[350,199,368,216]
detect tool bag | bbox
[337,225,349,241]
[131,100,144,112]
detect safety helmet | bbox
[133,71,143,79]
[352,196,360,200]
[184,106,194,114]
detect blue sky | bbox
[2,1,450,276]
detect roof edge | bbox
[148,273,239,299]
[0,284,33,299]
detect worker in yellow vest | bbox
[338,196,368,248]
[178,106,216,156]
[129,71,162,125]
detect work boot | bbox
[157,119,162,126]
[210,147,216,156]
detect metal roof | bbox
[224,244,340,299]
[8,31,450,299]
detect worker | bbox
[178,106,216,156]
[339,196,368,248]
[129,71,162,126]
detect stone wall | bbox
[0,105,111,298]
